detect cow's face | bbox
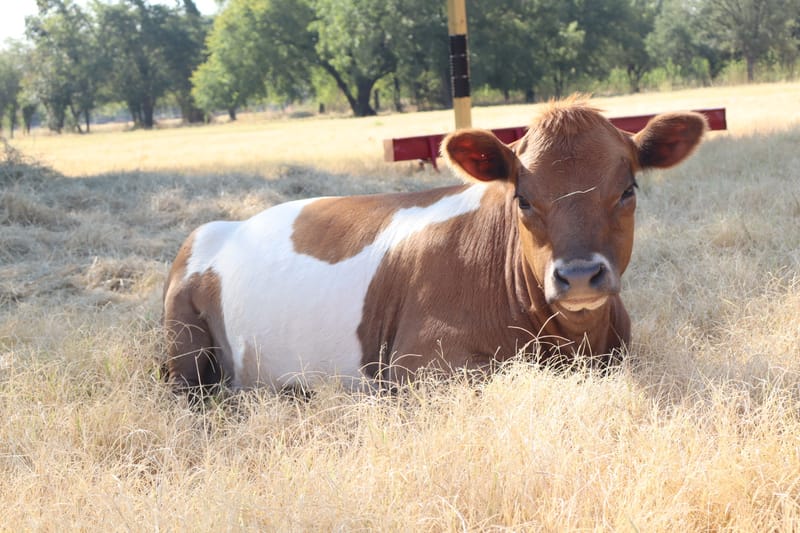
[442,100,706,315]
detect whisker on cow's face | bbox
[552,186,598,203]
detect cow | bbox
[162,97,706,393]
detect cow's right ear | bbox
[633,112,707,169]
[441,129,519,183]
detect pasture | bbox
[2,82,800,530]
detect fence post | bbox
[447,0,472,130]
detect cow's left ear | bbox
[441,129,519,182]
[633,112,708,169]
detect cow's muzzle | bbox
[544,255,620,311]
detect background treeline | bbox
[0,0,799,135]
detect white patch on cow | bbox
[185,185,488,390]
[185,220,241,277]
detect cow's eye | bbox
[515,194,532,210]
[620,183,637,203]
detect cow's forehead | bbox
[518,140,635,204]
[516,103,637,200]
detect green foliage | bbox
[647,0,726,82]
[704,0,800,81]
[3,0,800,126]
[195,0,450,117]
[192,0,316,119]
[0,47,24,137]
[160,4,210,123]
[94,0,207,129]
[24,0,105,133]
[389,1,449,110]
[312,0,404,116]
[191,56,241,119]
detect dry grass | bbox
[11,81,800,177]
[2,84,800,530]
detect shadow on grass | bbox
[0,141,450,306]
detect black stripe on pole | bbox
[449,34,470,98]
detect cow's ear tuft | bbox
[634,112,707,169]
[441,129,519,183]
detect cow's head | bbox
[442,98,706,315]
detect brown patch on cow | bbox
[163,229,233,391]
[291,185,468,264]
[357,198,631,379]
[356,183,555,380]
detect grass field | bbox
[2,82,800,530]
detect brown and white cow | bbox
[163,98,706,392]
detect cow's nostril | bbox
[590,264,606,287]
[554,268,570,288]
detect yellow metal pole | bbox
[447,0,472,129]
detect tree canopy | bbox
[1,0,798,131]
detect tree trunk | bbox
[128,102,141,128]
[525,88,535,103]
[142,98,155,129]
[393,75,403,112]
[22,105,35,135]
[48,104,66,134]
[84,109,91,133]
[317,60,379,117]
[627,64,642,93]
[553,74,565,99]
[179,92,205,124]
[746,54,755,82]
[318,60,359,116]
[70,104,84,134]
[228,107,237,121]
[354,79,377,117]
[8,104,18,139]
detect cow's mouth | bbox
[556,296,609,313]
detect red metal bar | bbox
[383,108,726,168]
[609,107,726,133]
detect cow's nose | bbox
[546,256,619,304]
[552,260,606,293]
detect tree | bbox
[468,0,647,100]
[312,0,409,116]
[0,49,23,137]
[468,0,547,102]
[192,0,317,118]
[607,0,662,93]
[647,0,726,83]
[195,0,435,117]
[191,55,243,120]
[162,0,210,123]
[381,0,449,110]
[25,0,105,133]
[548,0,651,97]
[96,0,202,129]
[704,0,800,81]
[24,33,70,132]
